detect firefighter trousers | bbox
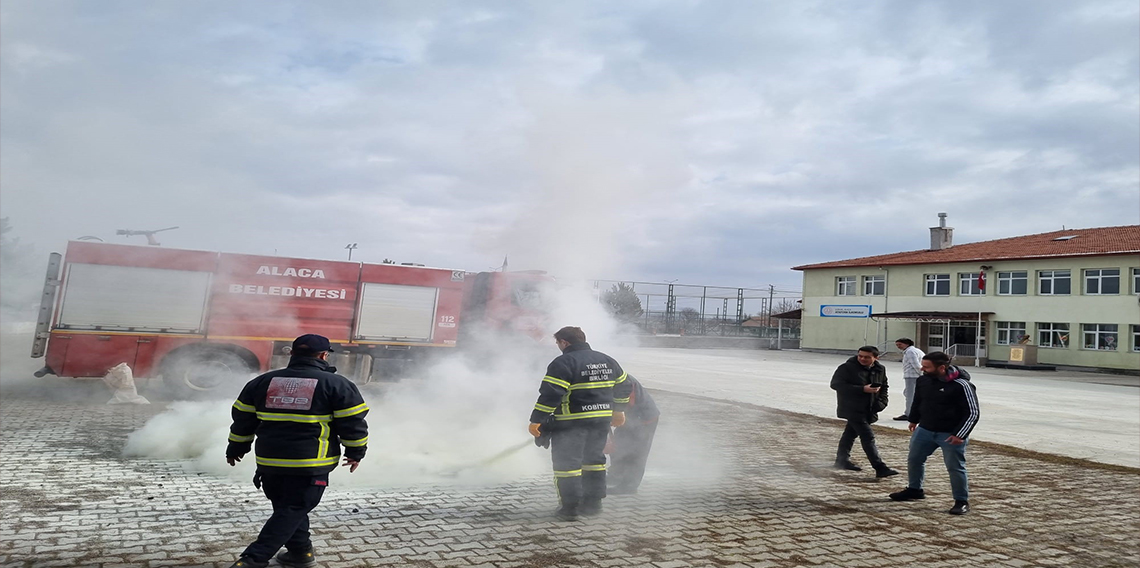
[609,419,658,491]
[242,472,327,562]
[550,421,610,508]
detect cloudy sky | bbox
[2,0,1137,292]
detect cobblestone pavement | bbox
[2,387,1138,568]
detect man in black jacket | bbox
[830,346,898,478]
[889,351,979,515]
[225,334,369,568]
[529,326,632,520]
[608,374,659,495]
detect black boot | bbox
[834,460,862,471]
[276,547,317,568]
[579,500,603,516]
[553,505,579,521]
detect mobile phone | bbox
[869,383,883,389]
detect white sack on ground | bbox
[102,363,150,405]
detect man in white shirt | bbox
[893,338,925,421]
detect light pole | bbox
[345,243,358,260]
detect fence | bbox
[591,279,802,338]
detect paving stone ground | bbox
[1,385,1138,568]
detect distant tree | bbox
[679,307,701,332]
[602,283,644,323]
[771,298,803,330]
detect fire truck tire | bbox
[161,347,254,399]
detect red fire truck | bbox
[31,241,551,397]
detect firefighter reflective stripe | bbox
[614,396,631,404]
[257,412,333,423]
[553,469,582,478]
[341,436,368,447]
[543,375,571,389]
[534,402,556,413]
[569,381,614,390]
[554,410,613,421]
[582,463,607,472]
[228,432,255,443]
[317,422,330,459]
[333,402,369,418]
[255,456,340,468]
[614,371,628,385]
[233,400,256,413]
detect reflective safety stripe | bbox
[613,372,628,384]
[613,397,631,404]
[534,403,556,413]
[341,436,368,447]
[228,432,255,443]
[232,400,256,413]
[255,456,339,468]
[582,464,607,472]
[333,403,369,418]
[553,469,582,478]
[317,422,330,459]
[569,381,614,390]
[543,375,571,389]
[256,412,332,423]
[554,410,613,421]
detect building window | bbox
[1082,324,1118,350]
[1133,325,1140,352]
[959,273,984,296]
[997,271,1028,295]
[863,275,885,296]
[836,276,856,296]
[925,274,950,296]
[1133,268,1139,294]
[1038,270,1071,295]
[1084,269,1120,295]
[996,321,1027,345]
[927,323,945,349]
[1037,323,1069,349]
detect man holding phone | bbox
[830,346,898,478]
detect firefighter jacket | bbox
[530,342,632,426]
[622,375,660,425]
[226,356,369,476]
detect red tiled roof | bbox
[793,225,1140,270]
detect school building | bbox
[792,218,1140,372]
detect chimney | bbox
[929,212,953,251]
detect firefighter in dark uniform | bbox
[225,334,369,568]
[607,374,659,494]
[529,326,632,521]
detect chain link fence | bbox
[591,280,802,338]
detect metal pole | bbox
[975,310,982,367]
[700,286,707,335]
[767,284,775,328]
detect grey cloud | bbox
[1,0,1135,292]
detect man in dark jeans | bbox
[608,374,659,494]
[889,351,980,515]
[830,346,898,478]
[225,334,369,568]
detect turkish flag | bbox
[978,270,986,291]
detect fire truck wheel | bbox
[161,347,253,399]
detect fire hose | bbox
[440,438,535,477]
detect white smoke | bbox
[124,282,629,487]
